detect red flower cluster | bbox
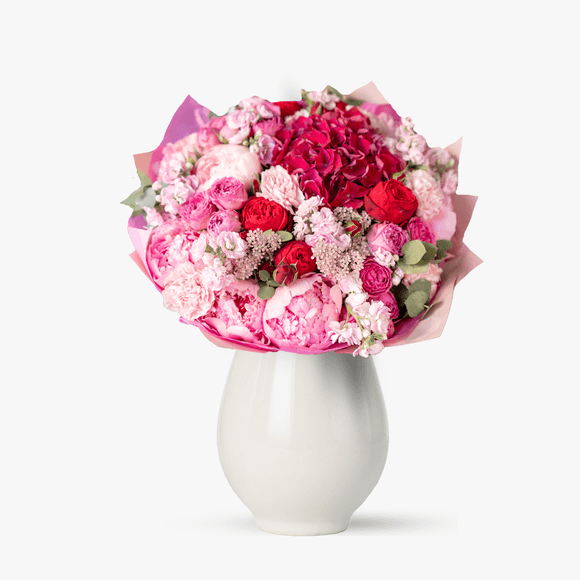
[272,102,404,209]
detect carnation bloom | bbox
[263,275,342,350]
[403,262,443,301]
[162,262,215,321]
[406,169,444,221]
[257,165,304,213]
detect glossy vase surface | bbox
[217,350,388,536]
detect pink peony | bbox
[367,221,408,255]
[179,191,217,231]
[146,219,199,287]
[195,144,262,191]
[198,280,268,345]
[257,165,304,213]
[263,274,342,350]
[206,176,248,210]
[162,262,215,321]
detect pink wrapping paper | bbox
[127,83,482,353]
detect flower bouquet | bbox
[123,82,480,357]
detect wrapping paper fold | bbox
[127,82,482,354]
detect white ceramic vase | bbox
[217,349,389,536]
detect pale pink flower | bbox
[159,180,196,215]
[263,275,342,350]
[216,231,246,259]
[196,144,262,191]
[428,196,457,241]
[179,190,216,231]
[143,207,164,228]
[367,222,408,255]
[250,134,276,165]
[329,321,363,346]
[304,207,350,248]
[407,169,444,221]
[257,166,304,213]
[199,279,268,345]
[162,262,214,321]
[354,340,385,358]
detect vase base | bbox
[255,518,350,536]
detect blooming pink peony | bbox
[263,275,342,350]
[196,144,261,191]
[146,219,199,287]
[198,280,268,345]
[162,262,215,321]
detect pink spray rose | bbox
[206,176,248,210]
[206,210,242,235]
[179,191,217,231]
[367,221,408,255]
[146,219,199,287]
[195,144,261,191]
[162,262,215,321]
[262,274,342,350]
[360,258,393,298]
[406,216,436,245]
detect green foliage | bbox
[121,169,156,217]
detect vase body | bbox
[217,350,388,535]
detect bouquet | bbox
[124,82,480,356]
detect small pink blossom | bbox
[162,262,214,321]
[329,321,363,346]
[216,231,246,259]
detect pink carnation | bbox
[263,275,342,350]
[257,165,304,213]
[195,144,262,191]
[162,262,215,321]
[198,280,268,345]
[146,219,199,287]
[407,169,444,221]
[403,262,443,301]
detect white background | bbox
[2,1,579,578]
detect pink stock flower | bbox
[195,144,262,191]
[207,176,248,210]
[179,190,217,230]
[199,280,269,345]
[367,221,408,255]
[263,275,342,350]
[162,262,215,321]
[146,219,199,287]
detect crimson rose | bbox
[241,196,289,231]
[364,180,418,224]
[274,241,317,280]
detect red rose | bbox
[272,100,304,118]
[274,241,317,280]
[364,180,418,224]
[241,196,289,231]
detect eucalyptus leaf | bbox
[435,239,453,262]
[405,290,430,318]
[121,169,155,212]
[277,230,293,242]
[258,285,276,300]
[408,279,432,295]
[402,240,427,265]
[258,270,271,282]
[422,242,438,263]
[397,260,430,275]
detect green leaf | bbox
[258,285,276,300]
[422,242,438,263]
[434,239,453,262]
[262,229,274,236]
[401,240,427,265]
[344,97,364,107]
[268,280,281,288]
[277,230,293,242]
[121,169,155,213]
[405,290,430,318]
[408,279,432,296]
[397,260,430,275]
[325,85,343,98]
[258,269,271,282]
